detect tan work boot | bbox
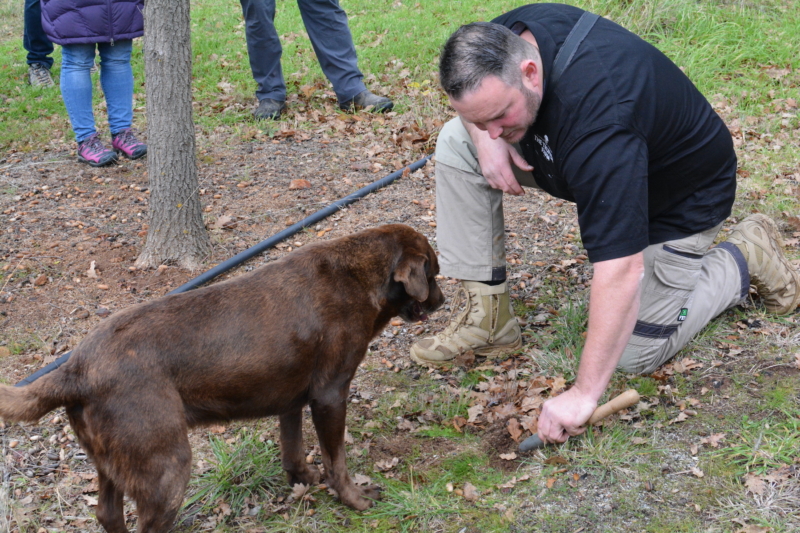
[410,280,522,367]
[726,214,800,315]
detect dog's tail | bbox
[0,369,79,423]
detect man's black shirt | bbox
[493,4,737,262]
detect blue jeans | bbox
[60,41,134,142]
[239,0,366,102]
[24,0,54,68]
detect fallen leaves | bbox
[744,473,767,496]
[374,457,399,472]
[668,412,690,425]
[497,474,530,490]
[699,433,726,448]
[211,215,237,230]
[506,418,523,442]
[461,482,480,502]
[672,358,703,374]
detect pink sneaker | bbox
[112,128,147,159]
[77,133,118,167]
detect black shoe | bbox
[253,98,286,120]
[339,90,393,113]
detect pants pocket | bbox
[640,246,703,322]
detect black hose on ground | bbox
[15,154,433,386]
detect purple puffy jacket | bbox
[41,0,144,45]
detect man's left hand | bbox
[537,386,597,443]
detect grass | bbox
[2,0,800,531]
[185,429,285,520]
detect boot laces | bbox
[82,135,106,155]
[436,287,472,339]
[30,64,53,86]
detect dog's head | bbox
[385,225,445,322]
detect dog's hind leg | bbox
[130,434,192,533]
[95,469,128,533]
[310,394,381,510]
[279,408,321,486]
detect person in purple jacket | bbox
[41,0,147,166]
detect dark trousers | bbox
[238,0,366,102]
[24,0,54,68]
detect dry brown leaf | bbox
[467,404,484,423]
[744,473,766,496]
[211,215,237,230]
[397,418,415,432]
[673,358,702,373]
[374,457,400,472]
[462,482,480,502]
[700,433,726,448]
[291,483,310,500]
[507,418,523,442]
[668,412,689,425]
[550,375,567,392]
[497,475,531,490]
[691,467,704,478]
[735,525,771,533]
[764,66,791,79]
[520,395,543,412]
[453,349,476,368]
[492,402,517,418]
[289,179,312,190]
[546,477,556,488]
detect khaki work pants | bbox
[434,117,748,374]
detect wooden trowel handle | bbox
[518,389,640,452]
[587,389,640,425]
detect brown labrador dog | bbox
[0,224,444,533]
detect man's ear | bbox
[520,59,539,91]
[393,254,429,302]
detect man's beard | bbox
[503,84,541,143]
[522,84,541,130]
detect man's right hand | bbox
[466,122,532,195]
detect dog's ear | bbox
[393,253,429,301]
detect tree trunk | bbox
[136,0,210,270]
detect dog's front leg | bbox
[279,409,321,487]
[310,392,381,510]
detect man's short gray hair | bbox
[439,22,540,100]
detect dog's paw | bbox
[286,465,321,487]
[340,483,382,511]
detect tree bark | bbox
[136,0,210,270]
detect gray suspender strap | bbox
[549,12,600,88]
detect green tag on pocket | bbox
[677,308,688,322]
